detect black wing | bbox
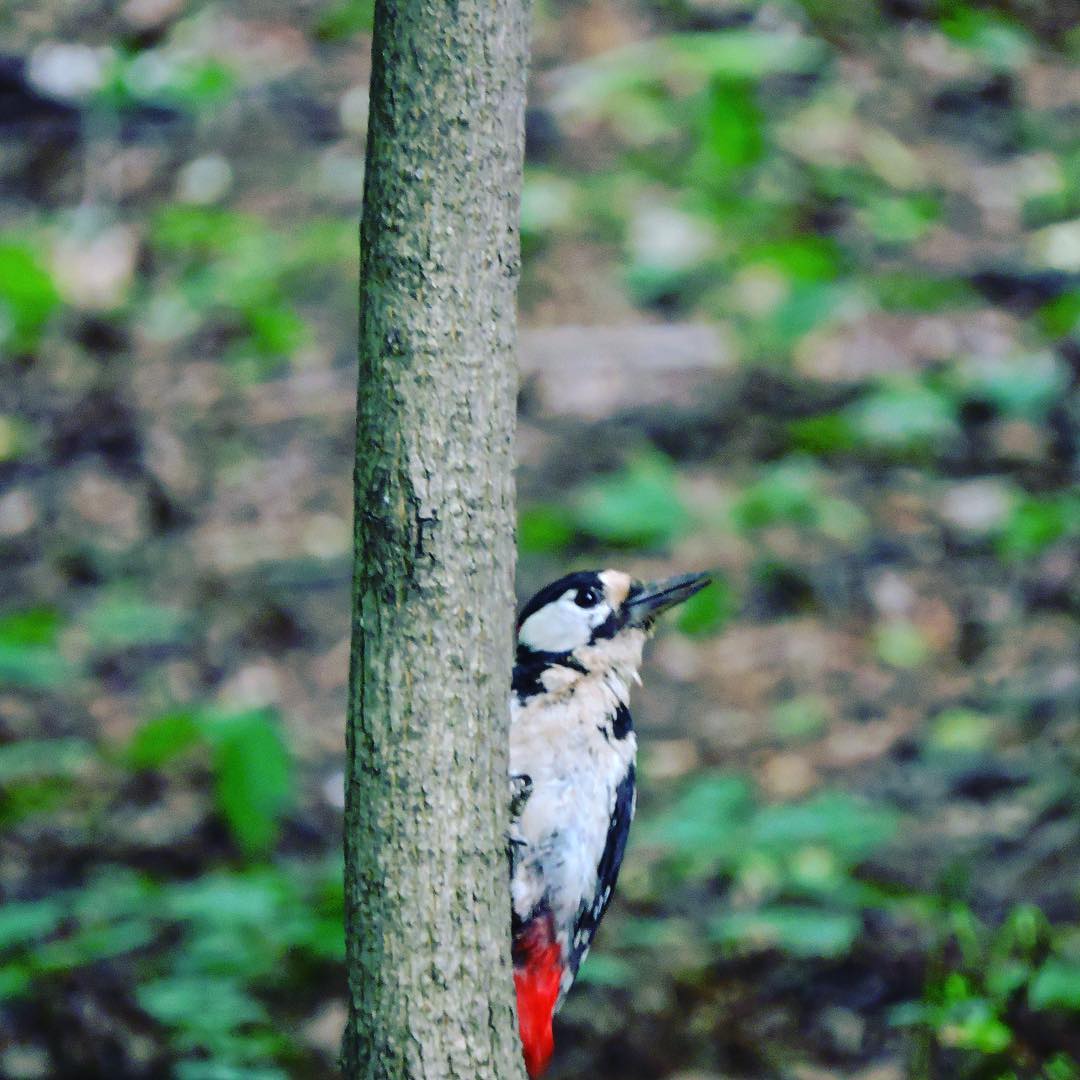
[565,763,636,985]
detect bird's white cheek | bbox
[519,602,588,653]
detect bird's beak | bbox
[625,571,711,627]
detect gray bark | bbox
[343,1,530,1078]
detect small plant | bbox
[891,903,1080,1078]
[127,706,294,857]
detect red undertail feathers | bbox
[513,912,563,1078]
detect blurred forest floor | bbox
[0,1,1078,1078]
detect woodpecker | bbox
[509,567,710,1077]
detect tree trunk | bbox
[343,2,530,1078]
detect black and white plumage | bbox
[508,568,709,1077]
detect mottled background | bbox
[0,1,1078,1078]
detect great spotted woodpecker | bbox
[509,568,710,1077]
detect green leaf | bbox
[873,272,976,313]
[151,206,256,255]
[747,792,897,863]
[1029,960,1080,1012]
[0,964,31,999]
[771,695,830,742]
[120,55,236,113]
[0,644,72,688]
[35,919,156,972]
[1038,290,1080,338]
[0,779,75,825]
[82,596,191,650]
[518,504,575,554]
[138,975,268,1029]
[1043,1054,1080,1080]
[0,414,35,462]
[245,304,306,358]
[950,353,1067,420]
[845,381,958,454]
[315,0,375,39]
[575,952,635,987]
[936,997,1013,1053]
[0,241,60,354]
[731,459,822,533]
[788,413,858,455]
[875,619,930,668]
[0,608,61,648]
[676,577,734,637]
[0,739,94,784]
[996,495,1078,561]
[0,899,65,951]
[940,7,1032,70]
[742,237,842,283]
[162,870,286,925]
[698,79,764,176]
[574,453,691,548]
[176,1063,287,1080]
[926,708,996,753]
[553,32,827,116]
[127,711,203,770]
[637,773,754,879]
[709,905,860,958]
[863,194,940,244]
[203,710,293,857]
[769,281,848,347]
[71,869,157,923]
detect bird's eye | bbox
[574,586,602,608]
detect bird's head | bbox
[516,569,710,672]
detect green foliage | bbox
[81,594,192,650]
[729,457,863,541]
[1038,289,1080,338]
[126,710,203,770]
[771,695,830,742]
[574,453,692,548]
[205,710,294,857]
[861,192,941,245]
[845,380,959,456]
[633,774,898,959]
[552,32,827,118]
[695,79,765,180]
[315,0,376,40]
[0,607,61,646]
[0,739,94,784]
[0,413,35,462]
[939,5,1033,70]
[947,353,1068,421]
[0,861,344,1074]
[730,458,823,532]
[0,240,60,355]
[892,903,1080,1074]
[103,49,237,114]
[517,503,576,554]
[926,708,997,754]
[872,271,977,313]
[128,707,294,857]
[145,207,354,377]
[1029,960,1080,1011]
[0,900,65,951]
[995,493,1079,561]
[676,576,734,636]
[710,905,860,958]
[0,606,73,688]
[875,619,930,669]
[788,412,859,455]
[6,4,1079,1077]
